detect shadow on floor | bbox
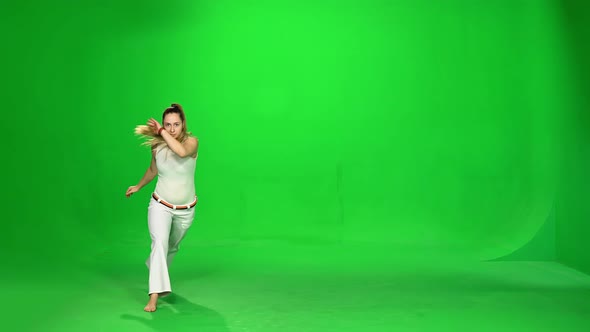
[121,293,230,332]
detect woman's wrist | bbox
[158,127,165,135]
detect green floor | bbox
[7,242,590,332]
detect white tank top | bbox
[154,145,197,205]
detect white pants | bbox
[146,197,195,295]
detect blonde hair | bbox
[135,103,192,150]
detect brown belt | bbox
[152,193,197,210]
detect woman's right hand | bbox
[126,185,140,198]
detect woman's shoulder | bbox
[151,142,159,151]
[185,135,199,143]
[151,143,167,155]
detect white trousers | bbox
[146,197,195,295]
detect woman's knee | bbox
[152,237,169,249]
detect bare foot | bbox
[144,293,158,312]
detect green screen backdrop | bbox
[0,0,580,274]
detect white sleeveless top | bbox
[154,145,197,205]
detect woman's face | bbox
[163,113,183,138]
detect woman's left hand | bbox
[147,118,162,135]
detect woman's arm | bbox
[160,132,198,158]
[147,118,198,158]
[126,150,158,197]
[136,149,158,188]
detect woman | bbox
[125,103,199,312]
